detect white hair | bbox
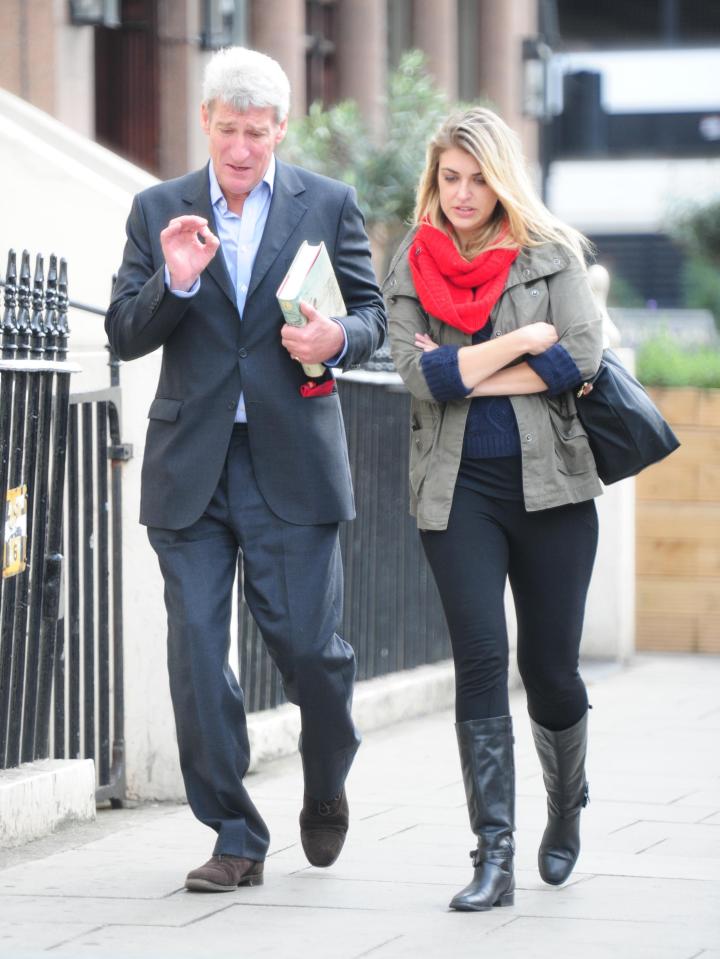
[202,47,290,123]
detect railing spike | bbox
[43,254,59,356]
[56,257,69,358]
[4,248,17,296]
[31,253,46,352]
[2,251,18,346]
[15,251,31,358]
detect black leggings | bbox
[421,486,598,731]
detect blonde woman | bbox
[384,108,603,911]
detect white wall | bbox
[583,477,635,661]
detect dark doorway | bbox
[95,0,159,173]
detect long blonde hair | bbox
[414,107,591,264]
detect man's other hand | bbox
[281,300,345,365]
[161,215,220,292]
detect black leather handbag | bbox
[575,349,681,485]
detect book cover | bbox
[276,241,347,378]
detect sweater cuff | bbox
[527,344,582,397]
[420,345,472,402]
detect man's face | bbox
[201,101,287,205]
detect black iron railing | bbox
[0,252,126,804]
[1,250,75,768]
[238,367,451,713]
[339,375,450,679]
[54,387,128,803]
[3,250,446,773]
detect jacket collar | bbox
[247,158,307,301]
[505,244,570,288]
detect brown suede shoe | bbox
[299,789,349,867]
[185,855,264,892]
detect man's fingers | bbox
[198,225,220,250]
[161,220,219,264]
[163,215,209,234]
[161,217,216,245]
[299,300,325,323]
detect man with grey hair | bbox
[106,47,386,891]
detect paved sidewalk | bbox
[1,653,719,959]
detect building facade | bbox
[545,0,720,308]
[4,0,716,307]
[0,0,539,179]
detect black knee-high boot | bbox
[449,716,515,912]
[530,712,589,886]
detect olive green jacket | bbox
[383,229,604,530]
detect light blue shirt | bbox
[208,155,274,322]
[209,157,274,420]
[166,155,346,423]
[166,158,274,422]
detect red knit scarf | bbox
[408,223,519,334]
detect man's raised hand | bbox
[160,215,220,292]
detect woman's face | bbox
[437,147,498,240]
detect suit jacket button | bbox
[227,401,235,411]
[238,347,248,358]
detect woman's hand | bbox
[415,332,439,353]
[516,322,559,355]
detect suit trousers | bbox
[147,425,360,861]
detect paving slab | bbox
[1,653,718,959]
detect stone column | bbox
[156,0,196,178]
[250,0,306,118]
[476,0,538,166]
[0,0,56,114]
[336,0,386,138]
[54,0,95,140]
[412,0,458,100]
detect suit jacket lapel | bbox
[247,158,308,302]
[181,165,236,307]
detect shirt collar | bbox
[208,155,276,213]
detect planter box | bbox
[636,387,720,653]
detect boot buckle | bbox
[470,847,486,868]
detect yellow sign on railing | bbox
[3,485,28,579]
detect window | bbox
[555,0,720,47]
[387,0,412,69]
[69,0,120,26]
[201,0,249,51]
[305,0,338,107]
[457,0,479,100]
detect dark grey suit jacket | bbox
[105,159,386,530]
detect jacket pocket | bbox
[409,426,435,496]
[148,397,183,422]
[550,414,595,476]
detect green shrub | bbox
[281,50,472,235]
[682,256,720,331]
[636,334,720,389]
[668,197,720,330]
[672,196,720,265]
